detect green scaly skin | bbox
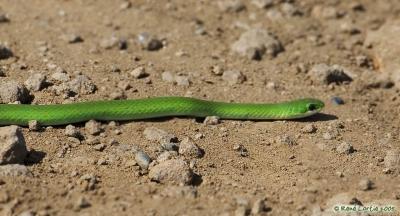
[0,97,324,126]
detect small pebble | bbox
[135,150,151,170]
[143,127,177,143]
[203,116,220,125]
[0,45,13,59]
[218,0,246,12]
[74,196,91,210]
[0,126,28,165]
[251,199,267,214]
[85,120,102,135]
[336,142,354,154]
[0,81,30,103]
[384,150,400,172]
[331,97,344,105]
[61,33,83,43]
[28,120,40,131]
[137,32,163,51]
[358,178,373,191]
[93,143,106,151]
[277,135,297,146]
[149,159,193,185]
[222,70,246,85]
[178,137,203,158]
[24,73,47,91]
[130,66,148,79]
[251,0,273,9]
[65,125,80,137]
[309,64,352,85]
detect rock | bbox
[211,65,223,76]
[143,127,176,143]
[135,150,151,170]
[65,125,80,138]
[309,64,353,85]
[231,28,283,60]
[0,12,9,23]
[384,150,400,172]
[0,126,28,164]
[93,143,105,151]
[25,73,47,91]
[85,120,102,135]
[0,45,13,59]
[109,90,126,100]
[161,186,197,198]
[203,116,220,125]
[358,178,373,191]
[233,144,249,157]
[301,124,317,133]
[0,164,31,177]
[161,142,180,151]
[311,5,341,19]
[336,142,354,154]
[178,137,203,158]
[130,66,148,79]
[149,159,193,185]
[137,32,163,51]
[51,71,70,82]
[19,210,35,216]
[331,96,344,105]
[251,0,273,9]
[218,0,245,12]
[222,70,246,85]
[365,20,400,87]
[28,120,40,131]
[0,81,30,103]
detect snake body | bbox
[0,97,324,126]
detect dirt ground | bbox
[1,0,400,215]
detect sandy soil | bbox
[0,0,400,215]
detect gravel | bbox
[0,126,28,164]
[0,164,32,177]
[85,120,102,135]
[231,28,283,60]
[309,64,353,85]
[149,159,193,185]
[222,70,246,85]
[161,71,191,86]
[178,137,203,158]
[24,73,47,91]
[0,80,31,103]
[135,150,152,170]
[336,142,354,154]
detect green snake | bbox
[0,97,324,126]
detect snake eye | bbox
[307,103,317,111]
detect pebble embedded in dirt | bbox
[130,66,148,79]
[100,36,127,50]
[65,125,80,138]
[137,32,163,51]
[309,64,353,85]
[0,164,32,177]
[178,137,203,158]
[233,144,249,157]
[331,96,344,105]
[231,28,283,60]
[336,142,354,155]
[175,75,191,86]
[311,5,341,19]
[51,70,70,82]
[0,12,9,23]
[74,196,91,210]
[24,73,47,91]
[218,0,245,12]
[157,151,178,163]
[251,199,267,215]
[161,71,176,83]
[0,44,13,59]
[0,126,28,165]
[85,120,102,135]
[68,75,96,95]
[203,116,220,125]
[0,80,30,103]
[149,159,193,185]
[222,70,246,85]
[143,127,177,143]
[135,150,151,170]
[358,178,373,191]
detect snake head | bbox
[305,99,325,115]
